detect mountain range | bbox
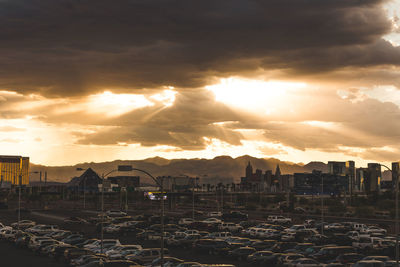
[29,155,329,184]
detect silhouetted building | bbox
[241,162,289,192]
[67,168,101,192]
[294,170,348,195]
[328,161,346,175]
[0,155,29,185]
[367,163,381,192]
[346,161,356,194]
[157,176,196,192]
[246,162,253,179]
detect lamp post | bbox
[192,179,195,220]
[1,170,38,229]
[99,168,123,254]
[320,173,324,236]
[379,164,397,266]
[19,171,38,230]
[76,168,87,209]
[117,165,165,266]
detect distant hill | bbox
[29,155,328,184]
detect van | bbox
[353,224,368,232]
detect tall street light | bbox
[16,170,38,230]
[96,166,134,254]
[379,164,397,266]
[320,172,324,236]
[117,165,165,267]
[1,170,38,229]
[76,168,87,209]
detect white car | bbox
[106,210,127,217]
[11,220,36,229]
[184,230,199,235]
[202,218,222,224]
[218,223,243,233]
[363,226,387,236]
[267,215,291,224]
[104,224,122,234]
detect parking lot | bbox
[0,206,398,267]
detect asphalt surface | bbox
[0,240,65,267]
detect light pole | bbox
[1,170,38,229]
[379,164,397,266]
[321,173,324,236]
[192,179,195,220]
[81,166,133,253]
[117,165,165,266]
[76,168,87,209]
[99,168,125,254]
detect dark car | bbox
[150,257,184,267]
[101,259,139,266]
[335,253,365,265]
[228,247,256,260]
[248,250,275,264]
[313,246,356,263]
[64,247,94,263]
[194,239,228,254]
[64,217,89,225]
[222,211,248,221]
[61,234,85,245]
[252,240,276,251]
[50,244,76,260]
[271,242,298,252]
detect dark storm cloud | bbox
[0,0,395,96]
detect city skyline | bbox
[0,0,400,166]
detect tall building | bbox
[328,161,346,175]
[367,163,381,192]
[356,167,368,192]
[346,161,356,194]
[245,162,253,179]
[0,156,29,185]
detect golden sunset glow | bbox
[0,0,398,168]
[206,78,307,114]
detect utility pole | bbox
[101,173,104,254]
[160,178,165,267]
[321,174,324,236]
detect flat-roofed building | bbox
[0,155,29,185]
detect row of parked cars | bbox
[0,217,237,267]
[74,210,398,267]
[0,208,397,267]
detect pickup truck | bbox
[267,215,291,225]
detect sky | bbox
[0,0,400,167]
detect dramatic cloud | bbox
[0,0,398,96]
[0,0,399,166]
